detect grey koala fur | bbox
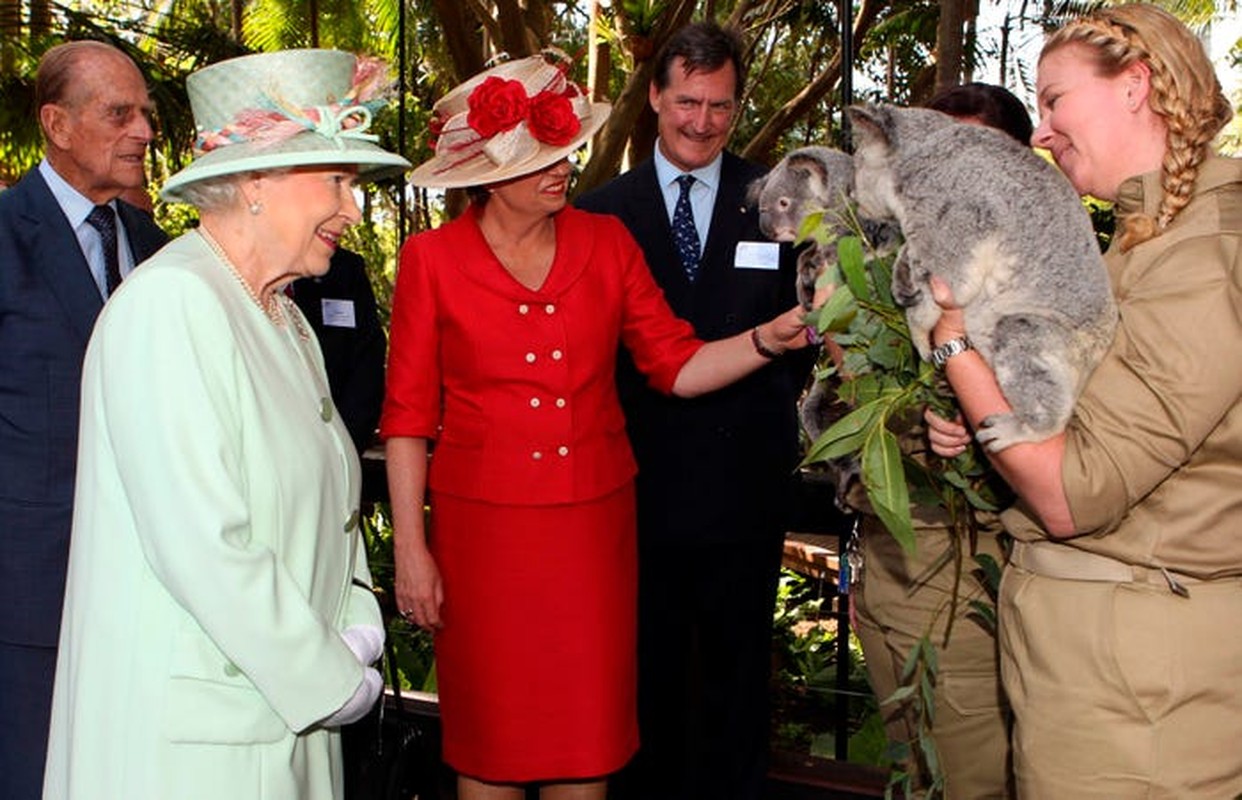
[848,102,1117,452]
[749,146,899,506]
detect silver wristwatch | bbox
[930,336,973,368]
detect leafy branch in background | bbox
[797,208,1010,797]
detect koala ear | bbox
[847,103,892,152]
[745,172,769,207]
[824,149,857,197]
[788,151,828,185]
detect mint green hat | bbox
[162,49,411,201]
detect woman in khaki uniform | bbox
[852,84,1033,800]
[927,5,1242,797]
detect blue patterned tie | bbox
[672,174,701,281]
[86,204,122,296]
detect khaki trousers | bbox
[1001,561,1242,798]
[854,520,1012,799]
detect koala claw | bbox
[976,413,1038,453]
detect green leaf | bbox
[920,671,936,725]
[802,399,884,465]
[837,235,870,300]
[920,634,939,677]
[796,209,826,244]
[861,428,916,554]
[973,552,1002,591]
[871,257,896,306]
[919,726,941,778]
[882,684,917,706]
[962,485,1000,512]
[817,283,857,334]
[967,599,998,633]
[897,637,923,683]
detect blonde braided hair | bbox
[1042,4,1232,251]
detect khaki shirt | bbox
[1004,156,1242,578]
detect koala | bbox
[847,103,1117,452]
[750,147,897,505]
[749,146,898,311]
[748,146,856,311]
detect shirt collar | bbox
[39,159,110,228]
[1114,155,1242,224]
[652,142,723,193]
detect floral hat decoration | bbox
[162,49,411,201]
[409,49,611,189]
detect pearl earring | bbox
[249,200,263,215]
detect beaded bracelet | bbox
[751,326,782,359]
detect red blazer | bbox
[381,206,702,506]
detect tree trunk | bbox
[433,0,486,85]
[739,0,887,163]
[493,0,535,58]
[574,0,697,193]
[231,0,245,44]
[935,0,965,94]
[0,0,18,75]
[29,0,52,36]
[588,0,611,103]
[308,0,319,47]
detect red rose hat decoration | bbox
[410,49,610,189]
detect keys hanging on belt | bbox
[840,516,863,594]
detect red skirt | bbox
[429,483,639,782]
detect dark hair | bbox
[926,82,1034,145]
[653,22,746,100]
[465,185,490,207]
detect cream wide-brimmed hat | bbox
[409,51,611,189]
[162,49,411,201]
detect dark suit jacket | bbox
[0,169,167,647]
[289,247,386,455]
[577,152,809,546]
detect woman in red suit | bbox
[381,52,807,800]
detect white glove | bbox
[340,624,385,666]
[320,666,382,727]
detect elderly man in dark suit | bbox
[0,40,166,800]
[577,22,807,800]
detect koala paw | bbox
[976,413,1041,453]
[891,255,923,308]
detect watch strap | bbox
[931,336,973,368]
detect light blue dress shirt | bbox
[653,143,722,250]
[39,159,138,300]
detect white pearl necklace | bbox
[197,227,309,341]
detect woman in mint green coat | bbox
[42,50,410,800]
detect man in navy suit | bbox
[0,40,166,799]
[578,22,808,800]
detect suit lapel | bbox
[116,202,167,265]
[17,172,104,344]
[626,160,695,310]
[699,153,757,289]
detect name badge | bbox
[321,298,357,328]
[734,241,780,271]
